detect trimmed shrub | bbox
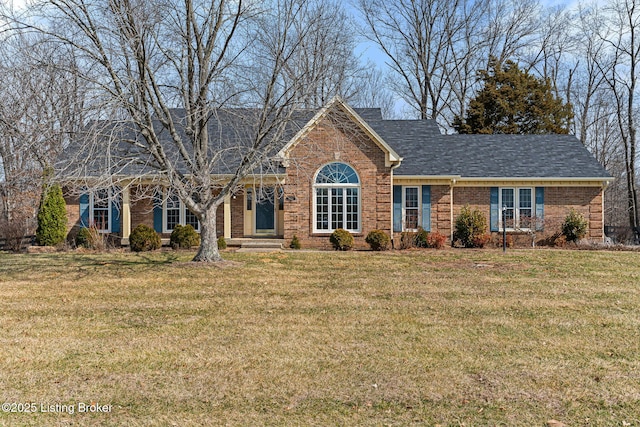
[130,224,161,252]
[289,234,301,249]
[562,209,588,243]
[170,224,200,249]
[217,236,227,250]
[454,205,488,248]
[365,229,390,251]
[330,228,354,251]
[36,183,67,246]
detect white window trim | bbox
[499,187,533,231]
[162,192,201,233]
[402,186,421,232]
[89,189,112,233]
[312,163,361,234]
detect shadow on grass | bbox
[0,251,184,279]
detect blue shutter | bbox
[393,185,402,232]
[421,185,431,232]
[79,192,90,228]
[490,187,499,232]
[535,187,544,231]
[111,189,121,234]
[153,190,163,233]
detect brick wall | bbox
[231,192,244,238]
[432,185,453,239]
[284,110,392,249]
[448,185,604,246]
[130,187,154,230]
[545,187,603,240]
[63,191,80,236]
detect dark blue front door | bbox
[255,195,275,233]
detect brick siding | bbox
[283,110,392,249]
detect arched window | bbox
[313,162,360,232]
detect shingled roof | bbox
[59,103,610,180]
[367,119,611,179]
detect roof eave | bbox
[277,96,403,168]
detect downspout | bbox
[450,179,456,244]
[602,180,611,242]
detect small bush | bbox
[217,236,227,250]
[365,229,390,251]
[471,233,492,248]
[75,226,106,250]
[330,228,354,251]
[398,231,417,249]
[454,205,488,248]
[414,227,429,248]
[289,234,301,250]
[36,183,67,246]
[75,227,92,248]
[130,224,161,252]
[562,209,588,243]
[170,224,200,249]
[425,231,447,249]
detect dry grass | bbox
[0,249,639,426]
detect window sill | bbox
[312,232,363,236]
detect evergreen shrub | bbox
[36,184,67,246]
[130,224,161,252]
[365,229,390,251]
[170,224,200,249]
[330,228,354,251]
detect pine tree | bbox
[36,183,68,246]
[454,57,573,134]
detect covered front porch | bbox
[118,180,285,246]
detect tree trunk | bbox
[192,206,222,262]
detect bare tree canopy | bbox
[3,0,366,261]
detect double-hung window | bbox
[313,162,360,233]
[91,188,111,232]
[500,187,533,230]
[403,187,420,231]
[164,191,200,232]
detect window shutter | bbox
[111,189,121,234]
[79,192,90,228]
[393,185,402,232]
[490,187,499,232]
[153,190,163,233]
[421,185,431,232]
[535,187,544,231]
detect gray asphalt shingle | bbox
[368,120,611,178]
[59,107,610,180]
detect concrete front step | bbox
[226,238,285,250]
[236,247,284,253]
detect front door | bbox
[255,190,275,235]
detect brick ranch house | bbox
[62,97,612,249]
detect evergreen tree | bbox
[454,57,573,134]
[36,183,68,246]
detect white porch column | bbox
[122,187,131,243]
[224,194,232,239]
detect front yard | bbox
[0,249,638,426]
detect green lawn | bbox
[0,249,639,426]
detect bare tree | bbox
[356,0,544,126]
[6,0,344,262]
[0,29,83,249]
[356,0,462,121]
[595,0,640,235]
